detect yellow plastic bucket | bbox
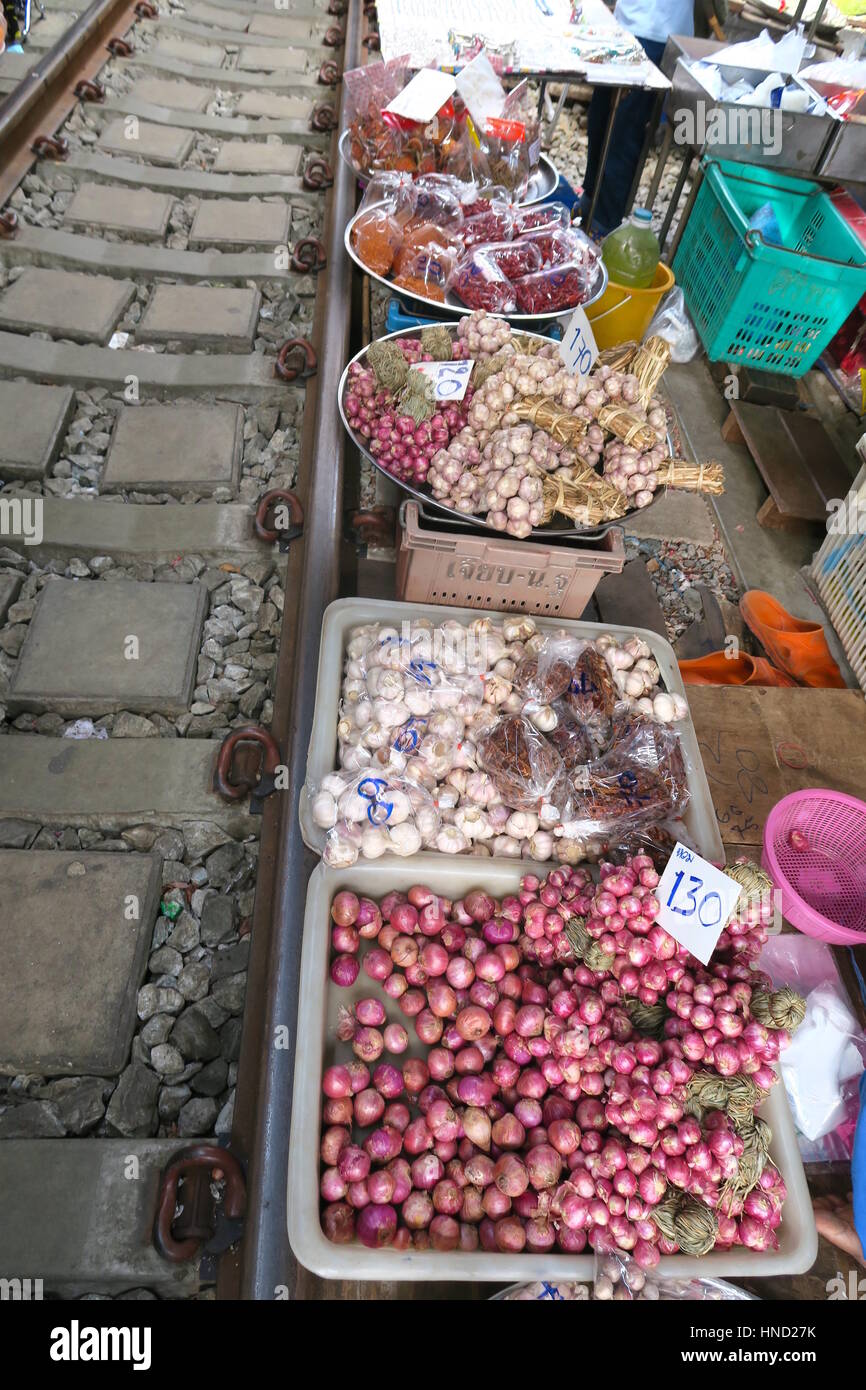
[586,261,675,350]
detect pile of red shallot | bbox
[320,861,799,1261]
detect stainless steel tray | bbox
[344,202,609,325]
[339,325,666,540]
[338,129,559,206]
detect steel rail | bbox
[220,0,361,1303]
[0,0,139,208]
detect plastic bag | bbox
[315,768,440,866]
[645,287,700,364]
[343,56,412,176]
[523,226,590,268]
[514,201,572,235]
[460,203,515,250]
[562,712,691,839]
[760,934,865,1150]
[478,239,544,282]
[449,248,517,313]
[564,645,618,743]
[476,714,570,817]
[350,207,405,277]
[410,176,466,235]
[482,116,531,200]
[546,701,595,770]
[393,229,460,302]
[592,1247,756,1302]
[514,635,588,704]
[512,258,600,315]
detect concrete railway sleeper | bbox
[0,0,355,1302]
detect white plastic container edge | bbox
[286,856,818,1283]
[299,597,725,868]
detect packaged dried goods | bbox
[513,260,600,316]
[350,209,404,278]
[448,248,518,314]
[476,714,571,818]
[513,201,572,235]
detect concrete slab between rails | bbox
[154,12,329,45]
[0,497,270,562]
[137,284,261,351]
[63,183,174,241]
[0,1140,203,1297]
[120,53,323,89]
[2,226,309,287]
[151,36,229,68]
[213,140,303,176]
[0,850,161,1077]
[98,117,196,167]
[8,577,207,717]
[102,94,326,144]
[0,572,22,624]
[0,331,299,404]
[0,734,257,836]
[38,151,315,201]
[128,76,213,112]
[102,402,243,495]
[0,267,135,346]
[0,380,76,481]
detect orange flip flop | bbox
[739,591,846,688]
[679,652,797,687]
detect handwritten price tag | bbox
[655,842,742,966]
[411,359,474,402]
[558,304,598,380]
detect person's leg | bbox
[580,38,666,238]
[577,85,612,232]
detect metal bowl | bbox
[338,129,560,207]
[344,203,609,326]
[338,325,666,541]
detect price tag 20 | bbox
[654,842,743,966]
[558,304,598,381]
[411,359,474,402]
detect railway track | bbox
[0,0,360,1300]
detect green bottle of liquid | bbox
[601,208,660,290]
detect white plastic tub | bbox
[300,598,725,867]
[286,856,818,1283]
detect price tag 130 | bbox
[655,842,743,966]
[412,359,474,402]
[558,304,598,381]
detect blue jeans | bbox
[578,37,666,239]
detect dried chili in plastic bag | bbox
[477,714,570,816]
[448,247,517,313]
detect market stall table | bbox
[372,0,672,236]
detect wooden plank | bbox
[728,400,851,522]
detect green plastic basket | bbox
[673,158,866,376]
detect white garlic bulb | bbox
[361,826,391,858]
[311,790,338,829]
[388,822,422,857]
[506,811,539,840]
[529,830,554,861]
[491,834,521,858]
[527,703,557,733]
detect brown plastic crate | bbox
[395,501,625,618]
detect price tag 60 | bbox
[558,304,598,381]
[654,842,742,966]
[412,359,474,402]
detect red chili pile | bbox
[321,859,792,1260]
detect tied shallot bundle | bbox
[320,861,803,1259]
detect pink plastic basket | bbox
[762,790,866,945]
